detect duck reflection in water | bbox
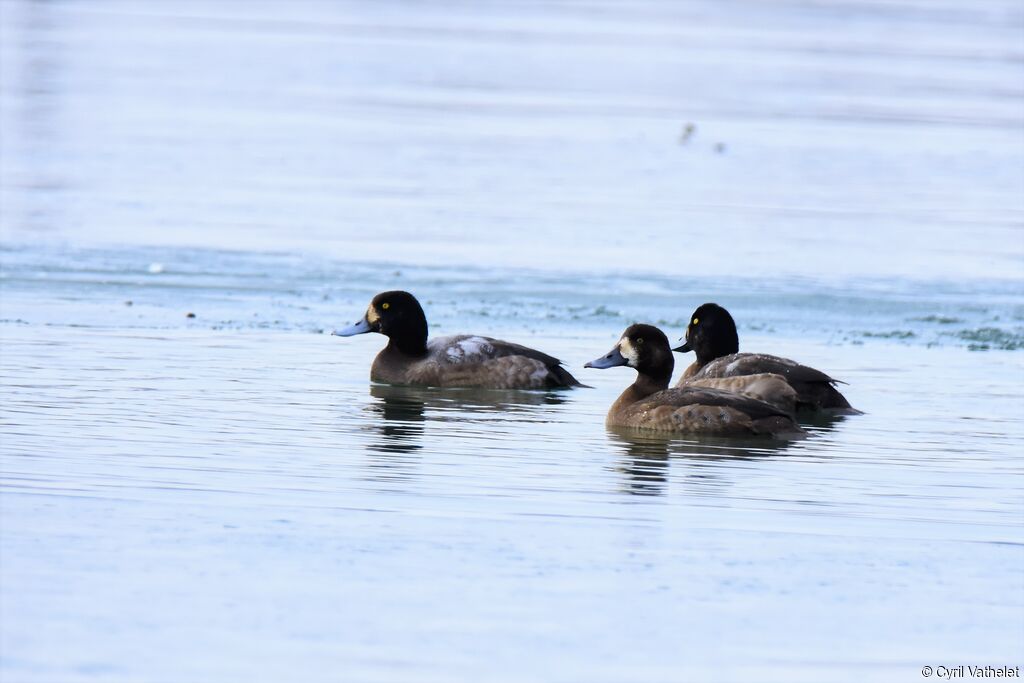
[365,384,571,457]
[607,429,671,496]
[367,384,428,455]
[607,413,852,496]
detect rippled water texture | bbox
[1,1,1023,682]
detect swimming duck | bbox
[333,291,583,389]
[585,324,803,436]
[674,303,857,413]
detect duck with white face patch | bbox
[585,323,804,436]
[333,290,585,390]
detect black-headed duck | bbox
[585,324,803,436]
[674,303,857,413]
[334,291,583,389]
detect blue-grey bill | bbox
[584,346,628,369]
[332,317,373,336]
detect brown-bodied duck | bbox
[674,303,857,413]
[334,291,583,389]
[585,324,803,436]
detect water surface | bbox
[1,1,1023,681]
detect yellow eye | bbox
[382,303,390,310]
[636,337,644,344]
[692,317,699,325]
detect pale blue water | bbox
[1,1,1023,682]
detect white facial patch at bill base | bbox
[366,306,380,325]
[619,338,640,367]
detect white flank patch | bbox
[457,336,494,360]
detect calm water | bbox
[1,1,1023,682]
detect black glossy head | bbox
[334,290,429,355]
[586,323,674,385]
[672,303,739,366]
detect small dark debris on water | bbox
[186,312,196,319]
[714,142,727,154]
[912,315,962,325]
[679,122,696,144]
[957,327,1023,351]
[124,300,133,306]
[861,329,916,340]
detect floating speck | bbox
[186,312,196,319]
[147,262,164,274]
[679,122,696,144]
[714,142,727,154]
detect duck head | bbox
[333,290,429,355]
[672,303,739,366]
[586,323,674,386]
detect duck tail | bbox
[550,364,590,389]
